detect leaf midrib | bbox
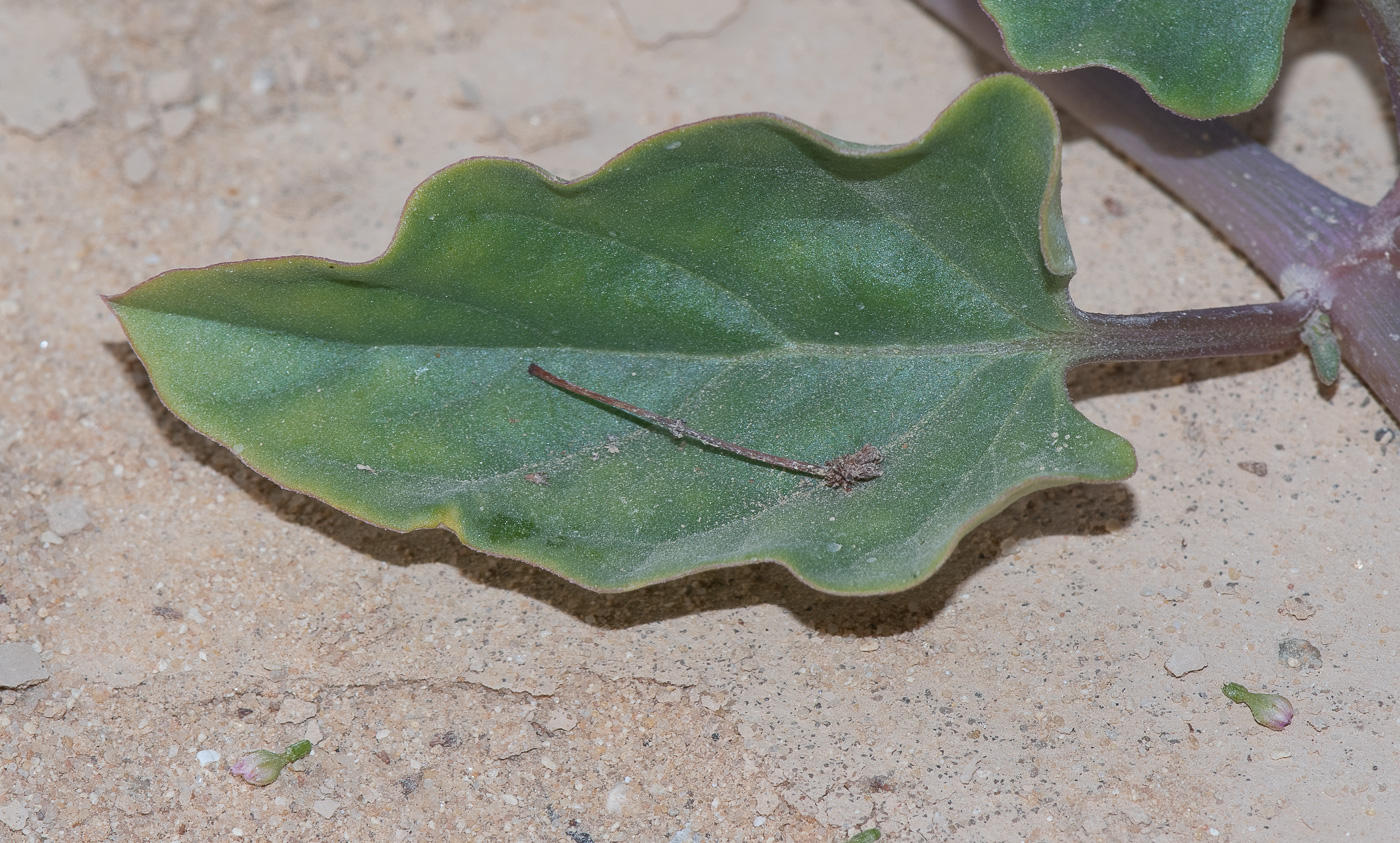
[155,309,1085,361]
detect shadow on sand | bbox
[110,341,1299,635]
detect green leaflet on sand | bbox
[981,0,1293,119]
[108,75,1134,595]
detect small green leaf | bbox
[981,0,1294,118]
[108,75,1134,595]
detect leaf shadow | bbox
[1066,348,1301,401]
[1226,0,1393,158]
[109,340,1135,636]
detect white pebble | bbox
[249,69,276,96]
[159,106,196,140]
[0,50,96,137]
[195,749,220,767]
[121,148,156,186]
[146,69,194,107]
[312,799,339,819]
[605,782,630,814]
[1164,645,1208,677]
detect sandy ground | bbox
[1,1,1398,840]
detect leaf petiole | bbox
[527,363,884,490]
[1071,294,1319,366]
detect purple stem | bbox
[1320,239,1400,407]
[1072,296,1316,365]
[915,0,1370,281]
[918,0,1400,418]
[1333,0,1400,415]
[1356,0,1400,216]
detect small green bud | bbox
[229,740,313,786]
[1222,682,1294,731]
[845,830,882,843]
[1300,311,1340,386]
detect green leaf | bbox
[107,74,1134,595]
[981,0,1294,118]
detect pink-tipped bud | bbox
[1222,682,1294,731]
[229,740,312,786]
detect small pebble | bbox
[0,643,49,690]
[0,51,95,137]
[249,68,276,96]
[196,749,220,767]
[1278,596,1317,620]
[1165,645,1208,677]
[124,108,154,132]
[312,799,339,819]
[146,69,194,107]
[1277,638,1322,671]
[1308,717,1330,731]
[276,696,318,725]
[121,148,156,186]
[44,495,89,536]
[544,709,577,734]
[1237,461,1268,477]
[0,801,26,833]
[451,78,482,109]
[605,782,630,814]
[159,106,196,140]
